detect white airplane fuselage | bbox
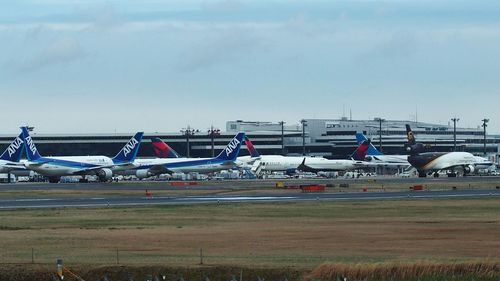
[132,157,237,174]
[24,156,115,177]
[252,155,308,171]
[303,157,366,171]
[473,156,494,170]
[365,154,409,165]
[409,152,477,172]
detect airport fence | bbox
[0,247,330,267]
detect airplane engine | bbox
[136,170,153,179]
[97,168,113,181]
[364,156,373,161]
[464,165,475,174]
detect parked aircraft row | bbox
[134,129,494,178]
[0,126,495,182]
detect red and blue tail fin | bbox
[112,132,144,164]
[350,139,370,160]
[356,133,383,156]
[151,137,181,158]
[215,132,245,161]
[244,137,260,157]
[0,133,24,162]
[21,127,42,161]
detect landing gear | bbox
[418,171,427,178]
[48,177,60,183]
[447,172,457,177]
[433,172,440,178]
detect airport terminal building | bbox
[227,119,500,162]
[1,119,499,164]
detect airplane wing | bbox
[355,162,410,167]
[24,160,51,166]
[250,159,262,173]
[71,163,139,175]
[353,161,376,168]
[2,163,27,170]
[221,160,236,166]
[148,165,174,175]
[244,156,261,166]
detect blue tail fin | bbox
[355,133,368,145]
[215,132,245,161]
[0,133,25,162]
[112,132,144,164]
[356,132,383,156]
[21,127,42,161]
[244,137,260,157]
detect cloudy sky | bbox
[1,0,499,134]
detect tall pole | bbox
[208,126,219,157]
[375,118,385,153]
[186,131,190,158]
[451,118,459,151]
[379,119,382,152]
[279,121,285,155]
[210,125,215,157]
[482,118,489,156]
[181,126,196,158]
[301,120,307,156]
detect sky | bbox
[1,0,500,134]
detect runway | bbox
[0,188,499,210]
[2,175,500,191]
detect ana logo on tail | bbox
[7,137,23,157]
[122,138,139,157]
[25,135,37,156]
[225,138,241,157]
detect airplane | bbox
[291,135,381,173]
[237,137,373,175]
[151,136,260,169]
[0,133,26,174]
[123,132,246,178]
[297,156,372,173]
[405,124,493,177]
[21,127,144,183]
[352,133,410,165]
[148,135,261,177]
[233,137,314,175]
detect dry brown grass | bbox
[0,199,499,268]
[307,262,500,280]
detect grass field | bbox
[0,198,499,268]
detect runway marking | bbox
[0,198,57,202]
[175,196,298,201]
[0,191,498,210]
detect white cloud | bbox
[15,37,86,72]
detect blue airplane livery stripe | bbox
[32,157,103,169]
[135,158,230,171]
